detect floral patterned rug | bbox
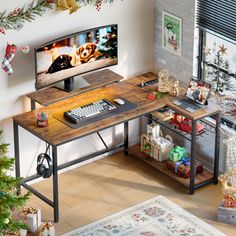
[63,195,225,236]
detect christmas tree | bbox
[0,130,30,234]
[204,44,235,94]
[99,25,118,58]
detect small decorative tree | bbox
[204,44,235,94]
[99,25,118,58]
[0,130,30,235]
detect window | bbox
[196,0,236,124]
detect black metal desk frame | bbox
[14,116,130,223]
[13,96,221,222]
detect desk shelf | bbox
[129,144,214,188]
[149,114,215,141]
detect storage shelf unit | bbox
[130,105,221,194]
[130,144,214,188]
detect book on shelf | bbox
[152,106,174,121]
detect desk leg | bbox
[31,100,36,111]
[190,120,196,195]
[124,122,129,155]
[13,121,21,195]
[214,112,221,184]
[52,145,59,223]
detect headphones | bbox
[36,153,53,178]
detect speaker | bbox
[36,153,53,178]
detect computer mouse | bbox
[114,98,125,105]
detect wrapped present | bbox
[223,194,236,208]
[150,137,174,162]
[38,222,55,236]
[169,146,188,162]
[22,207,41,233]
[166,157,203,178]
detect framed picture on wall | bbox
[162,11,182,56]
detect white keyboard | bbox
[64,99,117,124]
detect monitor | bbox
[34,24,118,92]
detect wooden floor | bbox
[25,152,235,235]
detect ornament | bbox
[4,218,9,224]
[13,21,24,31]
[218,168,236,196]
[2,43,18,76]
[169,79,180,97]
[158,70,170,93]
[203,46,211,56]
[21,46,30,54]
[56,0,81,14]
[218,44,227,55]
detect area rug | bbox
[63,195,225,236]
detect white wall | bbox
[0,0,154,177]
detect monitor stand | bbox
[55,75,90,92]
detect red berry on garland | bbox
[96,1,102,11]
[0,28,6,35]
[148,93,156,101]
[11,8,21,17]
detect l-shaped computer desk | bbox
[13,71,221,222]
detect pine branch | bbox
[0,0,52,31]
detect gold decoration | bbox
[218,44,227,55]
[203,46,211,56]
[158,70,170,93]
[218,168,236,195]
[56,0,80,14]
[169,79,180,97]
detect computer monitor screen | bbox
[35,24,118,91]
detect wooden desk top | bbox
[27,69,122,106]
[13,72,220,146]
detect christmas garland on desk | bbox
[0,0,118,34]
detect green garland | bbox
[0,0,52,34]
[0,0,118,34]
[77,0,115,5]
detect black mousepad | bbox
[53,98,137,129]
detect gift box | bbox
[169,146,188,162]
[38,222,55,236]
[22,207,41,233]
[150,137,174,162]
[166,157,203,178]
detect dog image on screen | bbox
[76,43,102,64]
[46,54,73,74]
